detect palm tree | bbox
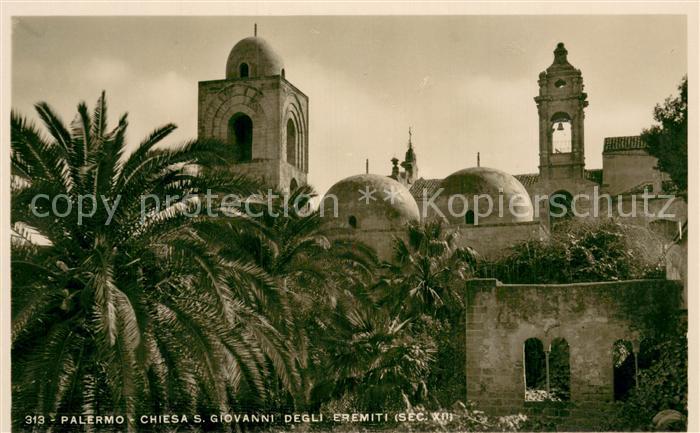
[11,93,296,430]
[380,220,479,319]
[204,185,380,408]
[309,305,436,412]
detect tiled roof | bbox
[514,173,540,187]
[603,136,648,153]
[409,178,442,200]
[513,170,602,187]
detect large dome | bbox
[437,167,534,224]
[321,174,420,231]
[225,37,284,79]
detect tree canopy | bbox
[641,76,688,193]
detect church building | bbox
[198,33,686,261]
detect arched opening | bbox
[524,338,547,401]
[281,68,286,79]
[348,215,358,229]
[228,114,253,162]
[549,338,571,401]
[290,178,298,192]
[286,119,297,167]
[465,210,475,225]
[552,121,572,153]
[239,63,249,78]
[550,112,572,153]
[613,339,637,401]
[549,190,573,225]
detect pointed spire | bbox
[408,126,413,149]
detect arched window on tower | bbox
[286,119,297,167]
[281,68,286,79]
[551,113,572,153]
[228,113,253,162]
[290,178,298,192]
[239,63,249,78]
[348,215,358,229]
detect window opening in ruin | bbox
[549,338,571,401]
[613,339,637,401]
[524,338,570,401]
[524,338,548,401]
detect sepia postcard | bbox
[1,2,698,432]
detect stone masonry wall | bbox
[465,278,682,430]
[324,221,544,262]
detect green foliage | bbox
[381,221,478,319]
[12,93,686,432]
[310,307,436,413]
[303,221,480,415]
[613,318,687,430]
[478,219,664,284]
[11,93,296,429]
[374,221,478,408]
[641,76,687,193]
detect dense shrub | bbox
[477,219,665,284]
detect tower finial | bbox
[553,42,568,64]
[254,23,257,37]
[408,126,413,148]
[366,158,369,174]
[477,152,480,167]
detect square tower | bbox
[198,36,309,193]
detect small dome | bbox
[321,174,420,231]
[439,167,533,224]
[225,37,284,79]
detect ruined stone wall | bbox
[465,278,682,430]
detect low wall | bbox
[449,221,545,259]
[465,278,682,430]
[324,221,545,262]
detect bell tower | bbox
[197,31,309,193]
[534,43,588,180]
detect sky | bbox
[11,15,687,196]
